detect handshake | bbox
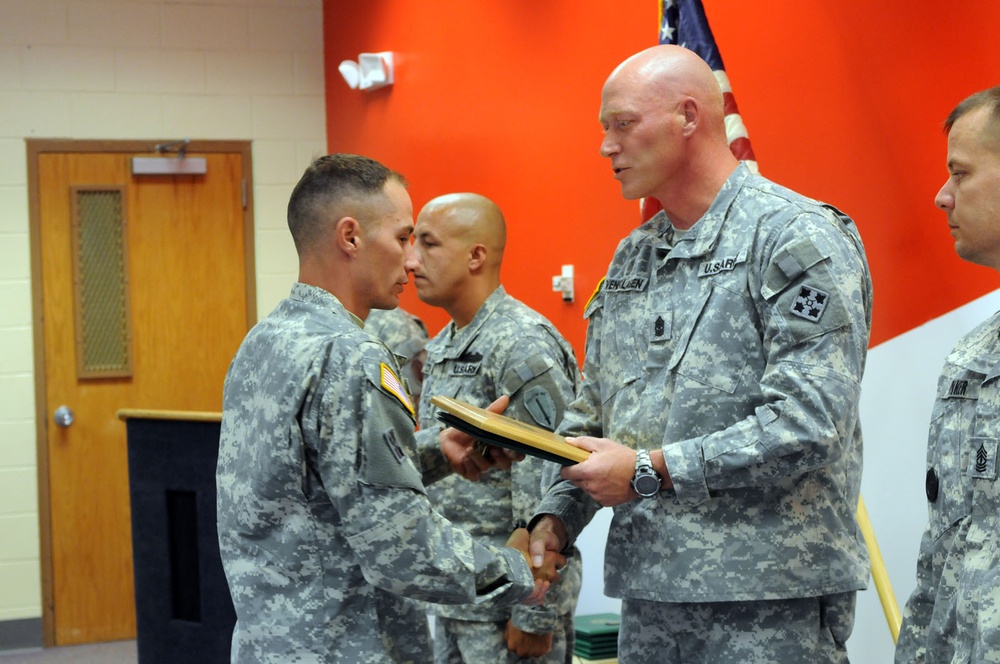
[505,526,565,606]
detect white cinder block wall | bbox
[0,0,325,627]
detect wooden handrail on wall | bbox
[116,409,222,422]
[857,494,902,643]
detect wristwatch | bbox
[631,449,661,498]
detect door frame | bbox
[26,138,257,646]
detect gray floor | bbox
[0,641,137,663]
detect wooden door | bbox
[28,141,255,645]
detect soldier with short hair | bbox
[895,86,1000,664]
[216,154,562,663]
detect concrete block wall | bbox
[0,0,325,629]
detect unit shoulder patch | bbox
[584,277,606,315]
[789,285,829,323]
[523,385,557,430]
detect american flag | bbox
[380,362,415,418]
[643,0,758,220]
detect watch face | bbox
[634,473,659,496]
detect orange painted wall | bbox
[323,1,1000,354]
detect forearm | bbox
[345,487,534,606]
[665,335,864,504]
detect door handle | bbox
[53,405,74,428]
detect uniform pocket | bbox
[671,282,757,395]
[600,291,646,404]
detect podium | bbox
[119,410,235,664]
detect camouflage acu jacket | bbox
[416,286,582,632]
[896,312,1000,663]
[538,163,873,603]
[217,283,534,663]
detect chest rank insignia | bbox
[967,440,998,479]
[976,444,989,474]
[651,314,669,342]
[790,285,829,322]
[380,362,415,419]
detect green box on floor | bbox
[574,613,620,660]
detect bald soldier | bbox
[409,193,583,664]
[216,156,563,663]
[528,45,873,662]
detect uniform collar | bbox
[290,282,363,328]
[430,285,506,359]
[647,162,753,259]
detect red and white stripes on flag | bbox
[642,0,758,221]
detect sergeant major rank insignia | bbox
[968,440,999,480]
[790,285,829,322]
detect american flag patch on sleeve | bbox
[380,362,415,418]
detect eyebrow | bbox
[599,108,627,122]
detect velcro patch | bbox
[604,277,649,292]
[651,313,671,342]
[380,362,415,418]
[789,285,829,322]
[943,378,980,400]
[967,439,999,480]
[450,362,480,376]
[698,250,747,278]
[523,385,557,429]
[383,428,406,463]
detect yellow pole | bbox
[857,494,902,643]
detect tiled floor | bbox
[0,641,136,664]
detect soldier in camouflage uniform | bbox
[365,307,429,412]
[528,45,873,662]
[216,154,562,663]
[408,193,583,664]
[896,87,1000,664]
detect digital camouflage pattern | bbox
[365,307,429,411]
[431,610,577,664]
[217,283,535,663]
[416,287,582,663]
[618,592,855,663]
[537,163,873,606]
[896,312,1000,663]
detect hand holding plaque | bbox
[432,395,590,466]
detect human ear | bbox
[468,243,487,271]
[335,217,361,254]
[681,99,699,135]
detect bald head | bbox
[419,192,506,268]
[410,192,507,326]
[598,45,738,225]
[607,45,727,143]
